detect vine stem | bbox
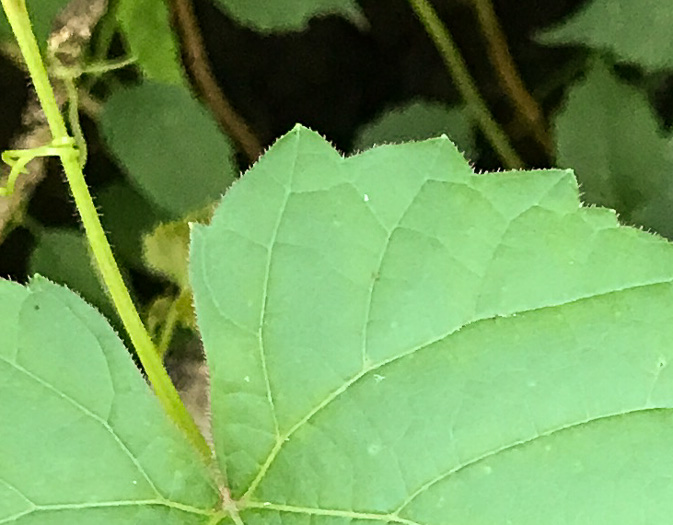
[1,0,210,462]
[472,0,552,155]
[170,0,263,162]
[406,0,524,169]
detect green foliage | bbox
[0,277,218,523]
[353,100,475,157]
[97,182,168,269]
[143,219,191,289]
[539,0,673,71]
[0,0,69,45]
[6,0,673,522]
[210,0,364,31]
[29,228,116,323]
[553,60,673,221]
[8,125,673,522]
[100,81,236,218]
[116,0,185,85]
[190,126,673,522]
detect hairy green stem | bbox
[407,0,524,169]
[1,0,210,461]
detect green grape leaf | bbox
[538,0,673,71]
[553,60,673,216]
[0,277,218,523]
[210,0,364,32]
[100,81,236,218]
[116,0,186,85]
[353,100,475,158]
[192,125,673,523]
[29,228,117,324]
[0,0,70,45]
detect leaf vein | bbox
[241,276,673,500]
[393,406,673,515]
[244,501,422,525]
[255,135,302,442]
[0,356,161,498]
[360,146,448,368]
[0,498,215,523]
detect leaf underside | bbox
[0,278,218,524]
[191,125,673,524]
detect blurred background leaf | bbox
[100,81,236,218]
[143,220,191,289]
[0,0,70,45]
[116,0,186,85]
[353,100,475,158]
[553,60,673,221]
[209,0,365,32]
[539,0,673,71]
[29,228,118,324]
[98,181,168,269]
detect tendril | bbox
[0,137,78,196]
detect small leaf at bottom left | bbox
[0,277,218,524]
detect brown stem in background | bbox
[472,0,552,156]
[170,0,263,163]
